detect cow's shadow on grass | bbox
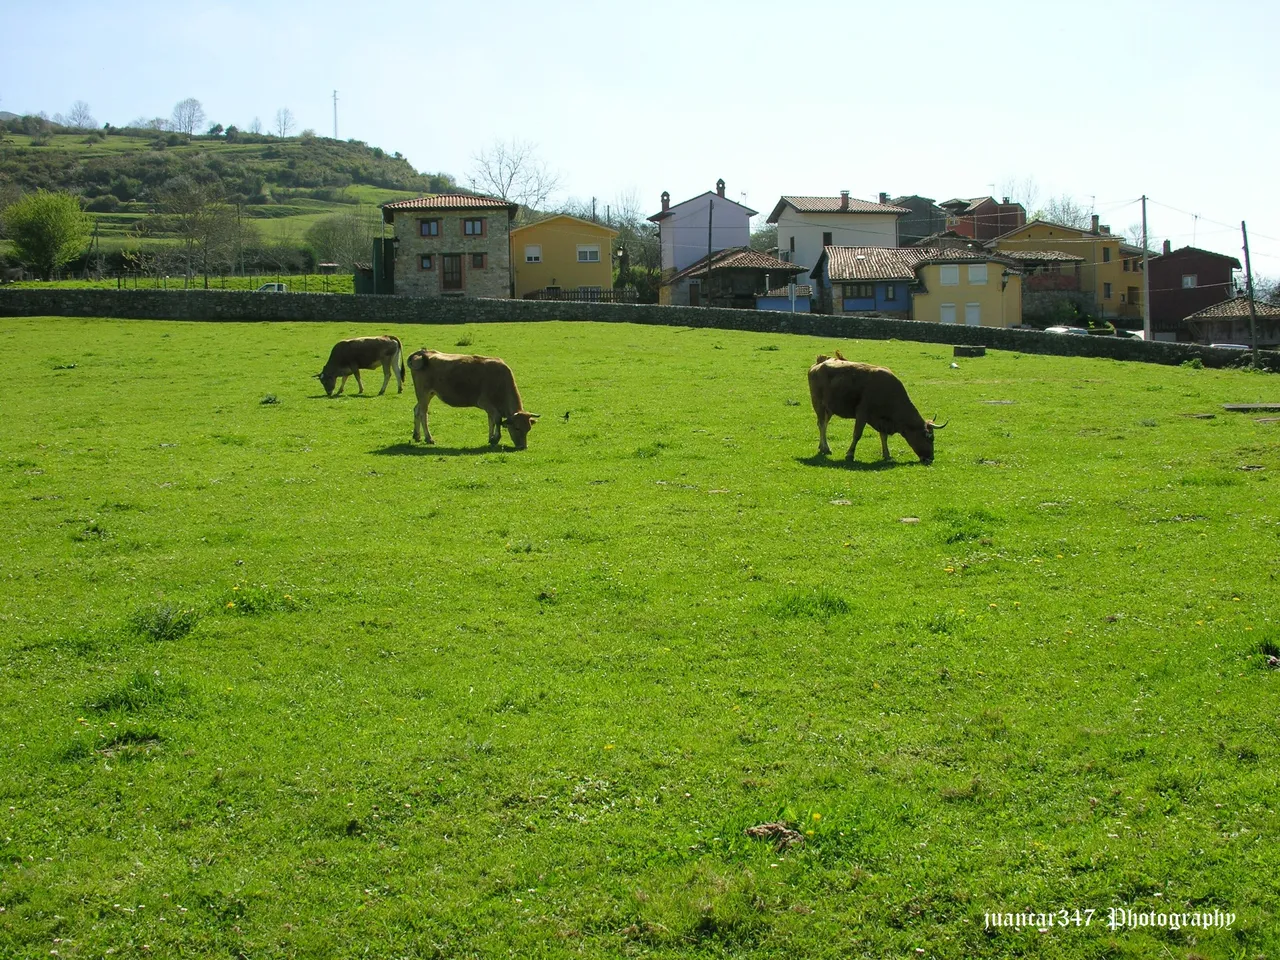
[796,454,922,471]
[372,442,505,458]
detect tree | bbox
[275,107,295,138]
[156,175,233,285]
[67,100,95,129]
[304,207,381,270]
[1,190,92,279]
[249,116,263,135]
[1035,194,1093,229]
[207,123,224,137]
[469,139,560,217]
[172,98,206,135]
[750,222,778,253]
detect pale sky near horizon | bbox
[5,0,1279,279]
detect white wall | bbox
[661,194,752,272]
[776,210,899,275]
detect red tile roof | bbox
[1182,296,1280,320]
[1000,249,1085,263]
[818,245,1013,282]
[766,195,910,223]
[382,193,518,217]
[667,246,807,283]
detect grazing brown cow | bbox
[808,353,946,464]
[317,335,404,396]
[407,349,539,450]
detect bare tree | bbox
[274,107,295,138]
[67,101,96,128]
[1253,274,1278,302]
[1036,194,1093,229]
[998,175,1042,214]
[156,175,231,285]
[469,139,561,217]
[249,116,263,135]
[172,98,206,135]
[304,206,381,270]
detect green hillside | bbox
[0,121,457,269]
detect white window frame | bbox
[577,244,601,263]
[1182,274,1197,289]
[968,264,988,285]
[965,302,981,326]
[525,245,542,264]
[939,264,960,286]
[940,303,957,324]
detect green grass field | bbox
[1,318,1277,958]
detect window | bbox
[577,245,600,263]
[1102,247,1111,263]
[1103,282,1112,299]
[940,303,957,324]
[525,245,542,263]
[419,219,439,237]
[471,252,486,269]
[885,284,897,301]
[789,236,795,252]
[1182,274,1198,289]
[442,254,463,291]
[968,264,988,285]
[823,231,833,246]
[463,218,485,236]
[1123,259,1131,272]
[939,265,960,286]
[841,283,874,299]
[965,303,981,326]
[420,254,434,271]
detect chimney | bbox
[1091,214,1100,234]
[1162,239,1171,255]
[716,178,725,198]
[878,191,888,205]
[840,190,850,211]
[661,190,669,213]
[1002,196,1010,204]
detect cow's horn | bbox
[526,412,541,419]
[933,418,949,429]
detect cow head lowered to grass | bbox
[807,353,947,464]
[406,349,539,450]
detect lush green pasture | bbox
[0,318,1277,958]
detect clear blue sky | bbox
[4,0,1278,278]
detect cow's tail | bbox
[392,336,405,381]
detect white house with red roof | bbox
[381,193,519,298]
[766,193,908,278]
[647,179,757,275]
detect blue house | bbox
[756,283,812,312]
[808,247,917,316]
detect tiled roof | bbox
[1183,296,1280,320]
[762,284,812,298]
[382,194,518,213]
[766,195,910,223]
[818,245,1011,282]
[667,246,807,283]
[1152,246,1242,268]
[1000,249,1085,263]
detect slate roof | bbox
[766,195,910,223]
[1152,245,1242,268]
[666,246,807,283]
[1182,296,1280,320]
[816,245,1014,282]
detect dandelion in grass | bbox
[812,813,821,822]
[604,744,615,751]
[226,602,235,609]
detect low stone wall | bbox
[2,288,1275,371]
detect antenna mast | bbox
[333,90,339,139]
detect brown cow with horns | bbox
[407,349,539,450]
[808,352,947,464]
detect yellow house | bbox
[911,257,1022,328]
[990,218,1143,321]
[510,215,619,299]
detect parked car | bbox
[1044,325,1090,336]
[256,282,288,293]
[1115,328,1146,340]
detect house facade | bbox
[892,195,949,246]
[810,246,1022,326]
[989,217,1141,323]
[382,194,519,298]
[509,215,619,299]
[1148,244,1241,340]
[940,196,1027,241]
[766,193,906,277]
[648,180,756,276]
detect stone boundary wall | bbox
[2,289,1276,372]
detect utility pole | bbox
[333,90,338,139]
[706,198,714,306]
[1141,195,1151,340]
[1242,221,1260,368]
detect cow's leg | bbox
[488,410,502,447]
[336,374,349,395]
[816,409,831,456]
[414,395,434,443]
[378,361,391,396]
[879,432,892,460]
[353,369,365,395]
[847,419,866,461]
